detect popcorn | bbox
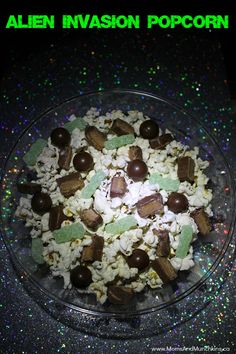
[16,108,213,305]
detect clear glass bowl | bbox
[0,89,235,338]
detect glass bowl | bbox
[0,89,235,338]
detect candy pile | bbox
[16,108,212,305]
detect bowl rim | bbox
[0,88,235,318]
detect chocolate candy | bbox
[58,146,72,171]
[110,176,127,198]
[177,156,195,183]
[153,229,170,257]
[149,133,173,149]
[49,205,68,231]
[80,209,103,230]
[191,208,211,235]
[31,192,52,214]
[50,127,71,148]
[136,193,163,218]
[152,258,177,283]
[127,249,149,270]
[81,235,104,262]
[107,286,134,305]
[73,151,94,172]
[128,146,143,160]
[57,172,84,198]
[70,265,92,288]
[110,118,134,136]
[139,120,159,139]
[167,192,188,213]
[17,182,41,194]
[127,159,148,181]
[85,126,106,151]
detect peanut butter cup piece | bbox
[136,193,163,218]
[108,286,134,305]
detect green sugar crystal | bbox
[149,173,180,192]
[105,215,137,235]
[23,138,47,166]
[53,222,84,244]
[104,134,135,150]
[175,225,193,259]
[64,117,87,133]
[31,237,44,264]
[81,170,106,199]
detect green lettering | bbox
[6,15,19,28]
[193,16,205,28]
[159,16,171,28]
[171,15,182,28]
[182,15,193,28]
[147,15,159,29]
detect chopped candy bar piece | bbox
[191,208,211,235]
[81,170,106,199]
[23,138,47,166]
[149,133,173,149]
[136,193,163,218]
[177,156,195,183]
[64,116,87,132]
[175,225,193,259]
[108,286,134,304]
[53,222,84,244]
[57,172,84,198]
[80,208,103,230]
[17,182,41,194]
[110,118,134,136]
[153,229,170,257]
[110,176,127,198]
[81,235,104,262]
[104,134,135,150]
[58,145,72,171]
[152,257,177,283]
[149,173,180,192]
[105,216,137,235]
[128,146,143,160]
[49,205,68,231]
[31,238,44,264]
[85,126,106,151]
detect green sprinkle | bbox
[81,170,106,199]
[23,138,47,166]
[53,222,84,244]
[105,215,137,235]
[31,238,44,264]
[64,116,87,133]
[176,225,193,259]
[149,173,180,192]
[104,134,135,150]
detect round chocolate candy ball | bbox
[50,127,71,148]
[139,120,159,139]
[73,151,93,172]
[127,159,148,181]
[70,265,92,288]
[31,192,52,214]
[127,249,149,270]
[167,192,189,213]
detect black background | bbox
[0,0,235,95]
